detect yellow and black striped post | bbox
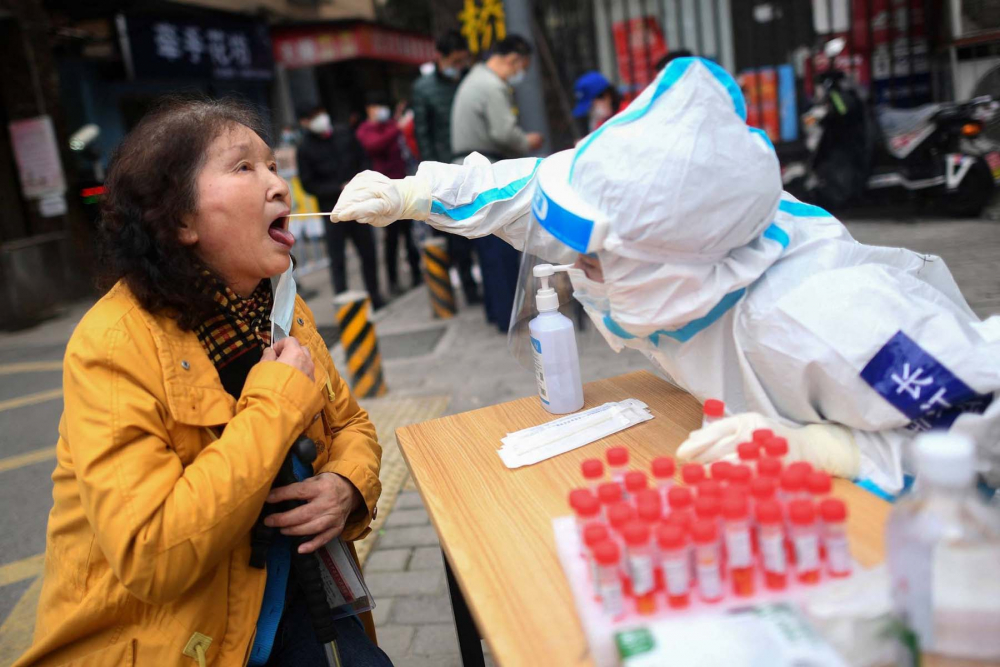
[422,238,457,319]
[333,291,387,398]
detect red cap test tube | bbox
[681,463,706,486]
[757,456,783,479]
[789,499,821,584]
[651,456,675,504]
[593,541,624,617]
[722,495,755,597]
[691,520,724,603]
[755,499,788,590]
[581,458,604,491]
[657,524,692,608]
[624,471,649,499]
[820,498,851,577]
[702,399,725,427]
[624,521,657,614]
[606,447,629,484]
[710,460,732,484]
[763,437,789,459]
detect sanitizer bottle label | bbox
[530,336,549,404]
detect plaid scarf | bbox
[194,275,273,397]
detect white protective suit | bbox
[334,58,1000,494]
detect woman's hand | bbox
[262,337,314,381]
[264,473,364,553]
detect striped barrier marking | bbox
[334,294,386,399]
[422,242,456,320]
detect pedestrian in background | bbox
[356,94,422,296]
[572,71,621,135]
[451,34,542,332]
[297,106,385,310]
[412,30,480,305]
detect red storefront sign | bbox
[273,24,435,68]
[612,17,668,91]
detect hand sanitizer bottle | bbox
[529,264,584,414]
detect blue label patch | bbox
[860,330,991,432]
[530,336,542,354]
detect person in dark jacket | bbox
[356,95,422,295]
[297,106,384,309]
[411,31,480,305]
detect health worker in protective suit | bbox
[329,57,1000,495]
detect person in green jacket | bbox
[411,30,481,305]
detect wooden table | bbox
[396,371,892,667]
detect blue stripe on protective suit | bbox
[860,330,992,432]
[855,474,915,502]
[599,222,788,344]
[571,57,751,180]
[749,127,775,151]
[430,159,542,221]
[248,455,314,665]
[778,199,833,218]
[603,288,747,344]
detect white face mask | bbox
[441,66,460,80]
[568,267,627,353]
[308,113,332,136]
[374,106,391,122]
[508,68,526,86]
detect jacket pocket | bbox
[62,639,136,666]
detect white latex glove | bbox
[677,412,861,479]
[331,171,431,227]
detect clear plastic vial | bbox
[657,524,691,608]
[581,458,604,491]
[593,541,624,618]
[819,498,851,578]
[582,522,610,598]
[651,456,675,505]
[692,520,724,603]
[756,499,788,590]
[789,499,820,584]
[722,495,755,597]
[702,399,725,427]
[624,471,648,500]
[624,521,658,615]
[606,447,629,485]
[886,433,1000,662]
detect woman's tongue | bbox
[268,220,295,247]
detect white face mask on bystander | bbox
[308,113,332,136]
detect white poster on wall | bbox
[8,115,67,200]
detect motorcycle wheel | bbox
[945,158,995,218]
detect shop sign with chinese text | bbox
[117,13,273,81]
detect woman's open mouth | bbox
[268,214,295,248]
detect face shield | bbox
[507,150,611,369]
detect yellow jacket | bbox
[16,282,381,666]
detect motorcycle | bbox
[784,39,1000,217]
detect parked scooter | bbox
[784,39,1000,216]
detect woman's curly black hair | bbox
[98,96,269,330]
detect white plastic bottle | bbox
[529,264,584,414]
[886,432,1000,664]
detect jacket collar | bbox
[119,265,303,428]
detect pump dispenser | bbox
[529,264,584,414]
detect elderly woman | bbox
[16,99,390,666]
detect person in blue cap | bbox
[572,71,621,135]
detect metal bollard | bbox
[332,291,387,398]
[422,238,457,319]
